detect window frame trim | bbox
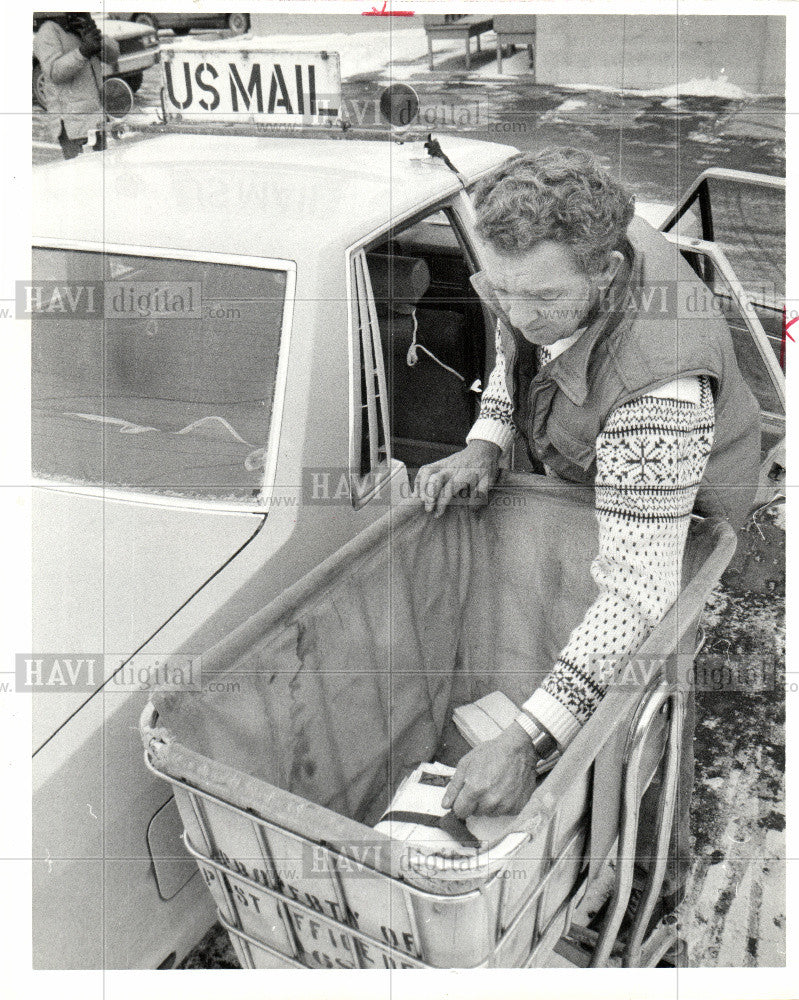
[344,194,488,507]
[662,232,786,420]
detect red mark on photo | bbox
[780,306,796,371]
[363,2,415,15]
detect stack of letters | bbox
[374,692,558,864]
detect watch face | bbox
[535,750,560,776]
[532,730,558,758]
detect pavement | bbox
[684,507,785,966]
[31,22,786,970]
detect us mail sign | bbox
[160,45,342,125]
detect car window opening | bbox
[363,207,489,477]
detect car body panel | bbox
[31,132,515,969]
[31,488,265,751]
[33,690,216,969]
[32,13,159,41]
[32,134,519,259]
[108,12,246,32]
[114,48,160,75]
[95,16,160,45]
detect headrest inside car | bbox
[367,254,431,315]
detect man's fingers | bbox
[414,449,495,516]
[419,470,443,512]
[473,472,493,506]
[455,469,487,507]
[434,479,454,518]
[470,794,499,816]
[478,794,515,817]
[414,465,431,502]
[450,783,481,820]
[441,772,466,811]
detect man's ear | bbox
[601,250,625,286]
[590,250,623,295]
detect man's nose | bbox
[509,298,540,328]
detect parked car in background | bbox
[32,13,160,107]
[107,12,250,35]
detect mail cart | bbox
[141,473,736,969]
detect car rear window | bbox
[31,248,287,502]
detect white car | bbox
[31,126,519,969]
[31,107,784,969]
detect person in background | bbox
[33,13,120,160]
[416,147,760,934]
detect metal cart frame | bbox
[142,489,736,969]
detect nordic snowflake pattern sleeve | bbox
[519,375,715,748]
[465,323,517,452]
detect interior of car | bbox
[366,209,491,475]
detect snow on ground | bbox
[163,27,759,99]
[551,98,588,112]
[560,74,751,100]
[161,28,464,82]
[638,74,750,100]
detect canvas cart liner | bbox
[141,473,735,968]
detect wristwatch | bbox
[515,709,559,763]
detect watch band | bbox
[515,709,559,761]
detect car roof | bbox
[33,133,517,262]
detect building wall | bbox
[533,15,784,95]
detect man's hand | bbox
[99,35,121,67]
[78,27,103,59]
[441,722,539,819]
[415,439,501,518]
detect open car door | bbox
[660,168,786,513]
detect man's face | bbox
[480,239,615,345]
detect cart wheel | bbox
[656,935,687,967]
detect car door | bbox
[660,168,786,507]
[355,197,491,482]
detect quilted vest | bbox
[470,216,761,528]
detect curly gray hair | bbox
[472,147,635,273]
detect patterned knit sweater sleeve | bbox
[517,375,715,748]
[466,322,517,452]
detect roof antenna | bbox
[424,134,466,189]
